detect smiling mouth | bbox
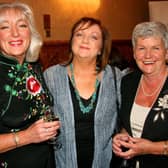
[143,61,155,64]
[9,40,23,46]
[80,46,90,50]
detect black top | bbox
[0,53,55,168]
[120,70,168,168]
[69,78,100,168]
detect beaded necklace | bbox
[141,69,168,97]
[70,63,100,114]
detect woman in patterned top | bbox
[0,2,60,168]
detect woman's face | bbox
[71,23,103,61]
[0,9,31,63]
[134,36,168,76]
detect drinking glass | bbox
[42,108,62,149]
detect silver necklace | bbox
[141,72,167,97]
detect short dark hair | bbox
[65,17,111,72]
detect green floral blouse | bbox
[0,52,54,168]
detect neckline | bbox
[135,73,167,108]
[140,70,168,97]
[69,63,100,114]
[133,102,150,110]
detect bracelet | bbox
[163,141,168,155]
[13,132,19,148]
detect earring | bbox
[98,51,101,55]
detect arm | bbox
[120,137,167,158]
[112,128,130,154]
[113,129,168,159]
[0,119,60,153]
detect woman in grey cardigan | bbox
[44,17,122,168]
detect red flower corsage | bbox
[26,75,42,96]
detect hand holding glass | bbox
[41,109,61,149]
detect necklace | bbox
[70,63,100,114]
[141,71,167,97]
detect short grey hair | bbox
[132,21,168,49]
[0,2,42,62]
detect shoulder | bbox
[43,64,67,84]
[44,64,66,75]
[121,70,141,88]
[29,61,42,71]
[122,69,141,80]
[43,64,68,89]
[104,64,122,78]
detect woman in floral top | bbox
[113,21,168,168]
[0,2,60,168]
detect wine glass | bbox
[42,108,62,149]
